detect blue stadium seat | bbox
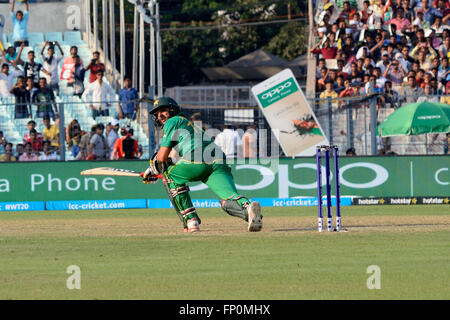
[45,32,64,44]
[63,31,83,44]
[27,32,45,46]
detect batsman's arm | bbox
[156,146,171,163]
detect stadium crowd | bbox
[0,0,142,162]
[312,0,450,105]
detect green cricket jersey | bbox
[160,113,223,162]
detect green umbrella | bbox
[377,101,450,137]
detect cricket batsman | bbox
[142,97,263,233]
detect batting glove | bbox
[142,166,159,184]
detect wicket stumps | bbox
[316,145,342,232]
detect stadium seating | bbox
[63,31,83,45]
[27,32,45,46]
[1,29,150,161]
[45,32,64,44]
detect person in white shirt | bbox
[0,63,23,99]
[438,36,449,60]
[82,70,115,120]
[40,41,64,96]
[214,125,243,158]
[38,140,58,161]
[242,124,258,159]
[105,119,119,158]
[375,52,391,75]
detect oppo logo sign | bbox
[190,163,389,198]
[261,81,292,99]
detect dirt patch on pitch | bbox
[1,215,449,238]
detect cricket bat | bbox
[80,167,145,177]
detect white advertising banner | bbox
[251,69,329,156]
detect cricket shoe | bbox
[186,218,200,233]
[247,201,262,232]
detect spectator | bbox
[373,43,390,71]
[346,147,356,156]
[68,55,85,97]
[242,124,257,159]
[397,49,412,72]
[348,62,363,80]
[10,75,31,118]
[23,120,42,142]
[38,140,58,161]
[2,44,24,66]
[339,79,357,99]
[360,1,372,24]
[0,63,23,99]
[320,79,339,108]
[382,81,399,108]
[61,46,83,82]
[420,71,433,88]
[438,36,450,59]
[71,134,81,158]
[310,38,338,60]
[438,57,449,81]
[65,119,82,150]
[363,74,382,94]
[431,16,447,37]
[214,124,243,158]
[339,1,357,22]
[10,0,29,48]
[417,0,442,25]
[386,7,411,31]
[24,128,42,152]
[425,29,442,49]
[431,77,443,94]
[118,76,139,120]
[76,125,96,160]
[0,130,6,155]
[19,141,38,161]
[25,76,37,105]
[416,68,426,86]
[401,76,425,103]
[110,126,139,160]
[334,75,346,94]
[40,41,64,96]
[316,58,326,78]
[15,143,24,159]
[23,50,49,87]
[0,142,16,162]
[400,0,415,22]
[316,67,329,91]
[42,115,59,151]
[34,77,57,120]
[88,123,108,160]
[105,119,119,158]
[85,51,106,84]
[418,84,440,101]
[82,70,115,120]
[383,59,406,88]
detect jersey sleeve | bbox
[160,118,178,148]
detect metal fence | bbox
[308,93,450,156]
[0,97,151,161]
[1,92,448,163]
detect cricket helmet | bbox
[150,97,180,126]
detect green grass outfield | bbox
[0,205,449,300]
